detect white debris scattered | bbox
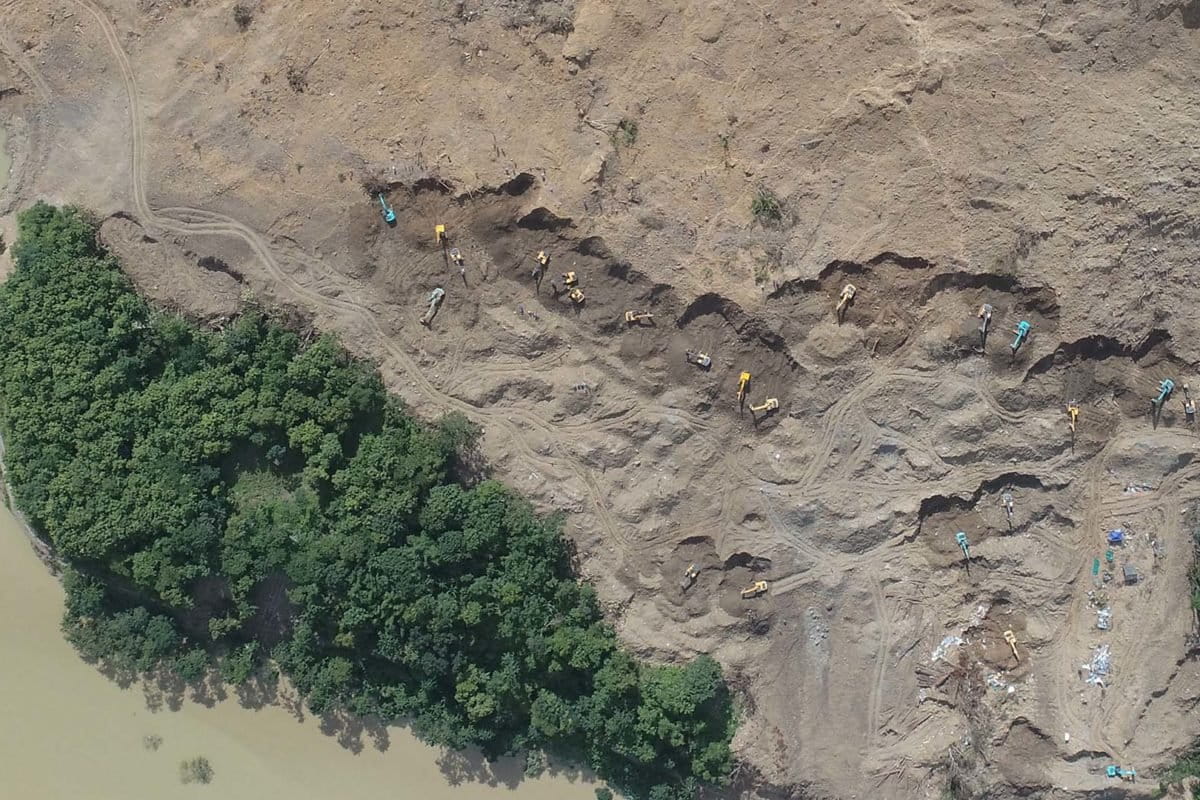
[1097,607,1112,631]
[932,635,965,663]
[1085,644,1111,686]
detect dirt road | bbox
[4,1,1200,797]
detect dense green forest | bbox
[0,204,735,799]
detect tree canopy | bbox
[0,204,736,799]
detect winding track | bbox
[36,1,1200,779]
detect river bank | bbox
[0,498,599,798]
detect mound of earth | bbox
[4,1,1200,797]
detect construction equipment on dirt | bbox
[750,398,779,415]
[1104,766,1136,781]
[562,271,578,287]
[956,531,971,574]
[1067,401,1080,436]
[1153,378,1175,410]
[737,371,751,404]
[435,224,446,244]
[624,311,653,324]
[685,350,712,369]
[836,283,857,321]
[680,563,699,592]
[568,288,585,305]
[1010,320,1031,356]
[449,247,464,266]
[536,250,550,267]
[740,580,769,599]
[1003,629,1019,662]
[377,193,396,224]
[419,287,445,327]
[1001,492,1015,527]
[977,303,994,347]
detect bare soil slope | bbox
[4,1,1200,797]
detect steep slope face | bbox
[3,0,1200,797]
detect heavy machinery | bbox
[1003,629,1019,662]
[1001,491,1015,527]
[435,223,446,244]
[836,283,857,321]
[536,250,550,267]
[1153,378,1175,410]
[977,303,993,347]
[1067,401,1080,435]
[449,247,464,266]
[686,350,712,369]
[624,311,653,324]
[750,398,779,415]
[1104,766,1136,781]
[377,193,396,224]
[568,288,585,305]
[1010,320,1031,356]
[737,371,751,403]
[562,271,578,287]
[956,531,971,574]
[741,580,768,599]
[419,287,445,327]
[680,564,699,592]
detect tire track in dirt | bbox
[71,0,645,550]
[0,3,54,212]
[865,578,893,752]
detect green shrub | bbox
[751,186,782,224]
[0,204,737,800]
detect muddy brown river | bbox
[0,503,597,799]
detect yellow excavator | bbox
[741,580,768,599]
[562,271,578,287]
[568,288,585,305]
[750,397,779,415]
[624,310,653,324]
[536,250,550,267]
[1066,401,1080,435]
[435,223,447,244]
[680,563,699,592]
[1003,629,1019,662]
[836,283,856,321]
[737,371,751,404]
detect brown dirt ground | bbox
[5,1,1200,798]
